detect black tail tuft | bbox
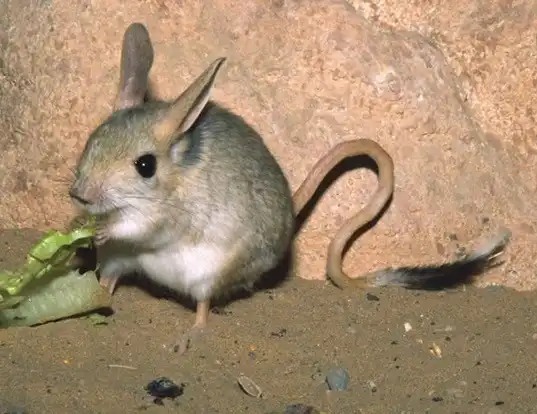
[370,229,511,290]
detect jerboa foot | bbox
[368,229,511,290]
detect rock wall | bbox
[1,0,535,289]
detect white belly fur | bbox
[99,241,227,301]
[138,242,227,300]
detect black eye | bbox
[134,153,157,178]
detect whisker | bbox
[121,194,186,210]
[119,192,190,228]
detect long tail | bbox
[291,139,395,289]
[361,228,511,290]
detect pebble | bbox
[145,377,184,399]
[237,375,263,398]
[266,404,322,414]
[446,387,465,399]
[325,367,350,391]
[3,407,27,414]
[311,370,325,383]
[283,404,321,414]
[366,293,380,301]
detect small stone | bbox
[210,307,232,316]
[3,407,28,414]
[366,293,380,301]
[271,328,287,337]
[144,377,184,400]
[237,375,263,398]
[367,380,377,392]
[326,367,350,391]
[446,388,464,399]
[429,342,442,358]
[283,404,321,414]
[311,369,324,383]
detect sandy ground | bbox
[1,229,537,414]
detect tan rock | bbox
[0,0,534,289]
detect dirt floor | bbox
[1,229,537,414]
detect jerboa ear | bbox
[153,57,227,144]
[114,23,154,111]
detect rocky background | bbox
[1,0,535,290]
